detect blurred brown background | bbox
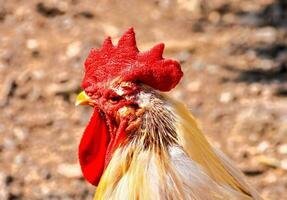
[0,0,286,199]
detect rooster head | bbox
[76,28,182,186]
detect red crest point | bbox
[82,28,183,92]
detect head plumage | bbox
[82,28,183,93]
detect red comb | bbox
[82,28,183,92]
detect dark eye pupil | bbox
[110,96,122,102]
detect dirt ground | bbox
[0,0,286,199]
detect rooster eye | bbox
[109,96,123,103]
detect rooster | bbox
[76,28,262,200]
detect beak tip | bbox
[75,91,92,107]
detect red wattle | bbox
[104,119,128,168]
[78,109,109,186]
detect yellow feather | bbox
[169,97,262,200]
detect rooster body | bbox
[76,28,262,200]
[94,89,260,200]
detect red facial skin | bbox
[78,81,140,186]
[92,84,139,166]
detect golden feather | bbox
[170,97,262,200]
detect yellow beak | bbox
[75,91,93,106]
